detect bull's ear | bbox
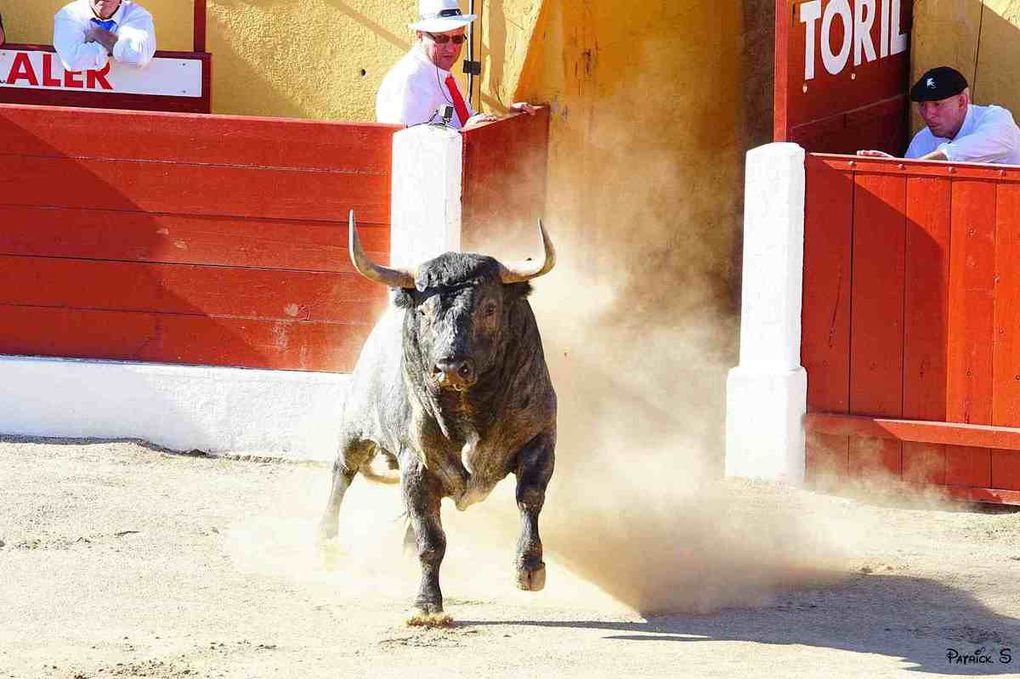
[507,282,533,299]
[393,288,417,309]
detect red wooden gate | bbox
[802,153,1020,504]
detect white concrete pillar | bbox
[389,125,464,267]
[725,142,808,484]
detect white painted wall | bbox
[725,142,808,483]
[0,355,348,460]
[0,126,465,460]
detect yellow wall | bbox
[911,0,1020,132]
[0,0,541,120]
[513,0,747,306]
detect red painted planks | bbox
[0,206,389,271]
[0,155,391,223]
[461,110,550,259]
[0,256,388,323]
[849,171,906,417]
[849,437,903,479]
[0,104,399,374]
[902,443,946,486]
[902,175,952,487]
[991,451,1020,491]
[947,180,997,425]
[945,445,992,487]
[992,183,1020,427]
[0,304,372,372]
[0,103,397,172]
[945,180,997,485]
[802,156,854,413]
[902,176,951,420]
[802,157,854,483]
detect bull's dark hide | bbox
[320,220,556,620]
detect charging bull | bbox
[320,212,557,621]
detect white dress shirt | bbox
[376,45,475,129]
[906,104,1020,165]
[54,0,157,72]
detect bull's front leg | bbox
[514,430,555,591]
[401,458,449,624]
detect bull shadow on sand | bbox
[460,573,1020,675]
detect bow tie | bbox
[90,18,117,31]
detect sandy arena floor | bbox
[1,438,1018,678]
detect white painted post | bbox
[389,125,464,267]
[725,142,808,484]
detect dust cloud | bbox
[229,106,874,616]
[515,253,850,614]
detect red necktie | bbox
[444,74,470,127]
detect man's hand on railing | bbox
[463,113,499,130]
[856,149,894,158]
[509,102,537,115]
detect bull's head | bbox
[347,211,555,392]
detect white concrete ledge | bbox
[0,355,349,461]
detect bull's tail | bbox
[359,453,401,485]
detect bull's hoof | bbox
[516,563,546,591]
[317,539,345,571]
[318,517,339,542]
[406,602,452,627]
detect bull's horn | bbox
[348,211,416,289]
[498,219,556,283]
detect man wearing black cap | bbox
[859,66,1020,164]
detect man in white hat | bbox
[376,0,533,129]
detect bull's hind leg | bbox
[319,436,374,541]
[401,459,450,625]
[513,431,555,591]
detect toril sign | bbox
[799,0,908,80]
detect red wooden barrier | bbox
[460,108,550,257]
[0,103,398,372]
[802,153,1020,503]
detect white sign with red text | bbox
[798,0,908,80]
[0,49,202,97]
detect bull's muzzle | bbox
[433,358,477,391]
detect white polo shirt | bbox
[376,45,475,129]
[906,104,1020,165]
[54,0,157,72]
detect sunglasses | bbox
[426,32,467,45]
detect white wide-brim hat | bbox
[409,0,476,32]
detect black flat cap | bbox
[910,66,968,102]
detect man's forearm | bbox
[917,149,948,161]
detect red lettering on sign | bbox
[41,53,62,87]
[64,69,84,89]
[7,52,39,86]
[87,64,113,90]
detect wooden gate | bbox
[802,153,1020,504]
